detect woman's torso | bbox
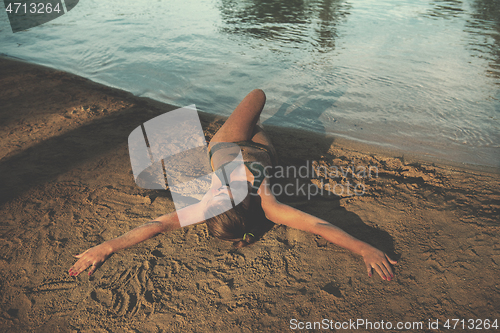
[209,141,274,171]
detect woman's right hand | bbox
[68,243,113,277]
[361,246,397,281]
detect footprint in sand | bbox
[92,260,156,317]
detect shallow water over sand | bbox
[1,0,499,167]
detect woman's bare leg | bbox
[210,89,266,146]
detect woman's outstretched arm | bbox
[261,194,397,280]
[68,201,206,277]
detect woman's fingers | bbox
[366,259,394,281]
[69,245,111,277]
[373,264,389,280]
[382,254,397,279]
[384,261,395,277]
[386,254,398,265]
[88,264,98,276]
[73,250,88,259]
[380,263,393,280]
[69,260,87,276]
[69,254,93,276]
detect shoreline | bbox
[0,55,499,332]
[1,55,498,174]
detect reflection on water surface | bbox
[0,0,499,167]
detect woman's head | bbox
[204,192,273,248]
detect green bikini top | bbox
[208,141,273,195]
[213,161,267,195]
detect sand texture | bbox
[0,57,499,332]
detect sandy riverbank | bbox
[0,56,499,332]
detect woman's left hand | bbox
[362,247,397,281]
[68,243,113,277]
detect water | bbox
[1,0,499,168]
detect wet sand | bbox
[0,56,499,332]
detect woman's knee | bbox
[250,89,266,103]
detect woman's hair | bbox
[204,194,274,248]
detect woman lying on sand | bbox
[69,89,397,281]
